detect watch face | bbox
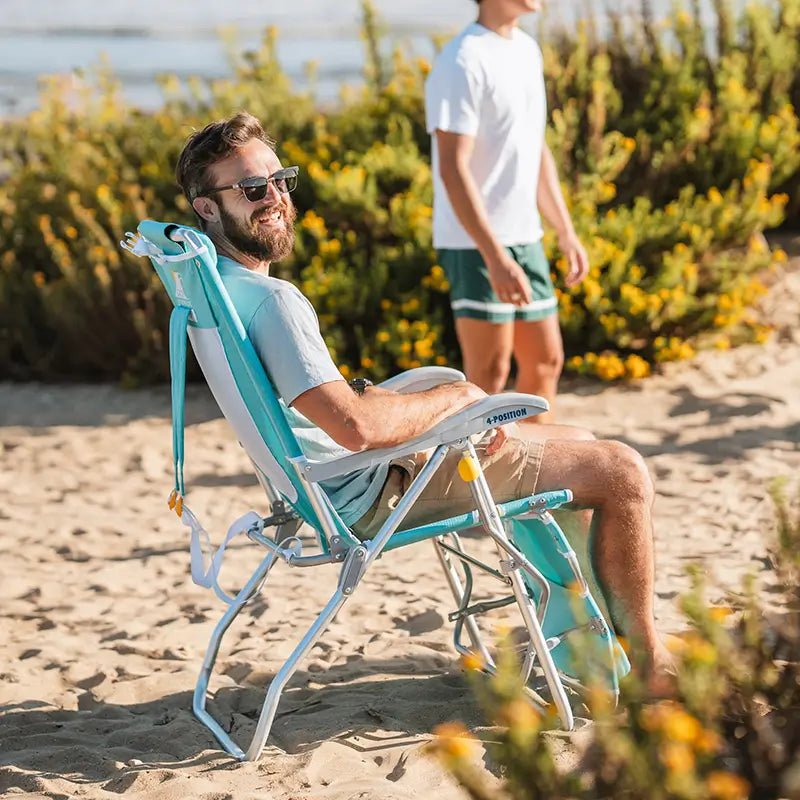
[350,377,373,395]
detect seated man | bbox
[174,111,673,690]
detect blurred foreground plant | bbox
[430,483,800,799]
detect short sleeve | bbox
[425,52,483,137]
[247,284,345,406]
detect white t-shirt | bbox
[425,22,547,249]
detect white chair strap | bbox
[179,506,264,604]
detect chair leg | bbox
[193,548,280,759]
[433,534,495,668]
[194,542,367,761]
[461,442,575,731]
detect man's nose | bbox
[262,179,282,204]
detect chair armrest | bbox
[377,366,465,394]
[303,392,548,482]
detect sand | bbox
[1,244,798,800]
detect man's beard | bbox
[219,199,297,262]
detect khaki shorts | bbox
[352,431,545,540]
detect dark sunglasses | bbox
[206,165,300,203]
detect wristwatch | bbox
[349,377,373,396]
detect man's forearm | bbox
[352,381,486,449]
[440,162,504,260]
[537,144,575,237]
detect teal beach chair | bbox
[121,221,629,761]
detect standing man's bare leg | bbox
[513,315,564,423]
[455,317,514,395]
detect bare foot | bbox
[645,642,678,697]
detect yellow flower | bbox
[662,708,702,744]
[624,354,651,379]
[496,698,543,734]
[714,336,731,350]
[430,722,475,759]
[319,238,341,257]
[594,353,626,381]
[683,633,716,663]
[360,357,374,369]
[696,728,722,754]
[380,299,392,310]
[339,364,351,380]
[301,210,328,238]
[772,248,788,262]
[708,187,723,204]
[32,271,46,288]
[376,331,390,343]
[460,652,484,671]
[659,741,695,773]
[414,339,433,358]
[753,325,772,344]
[706,771,750,800]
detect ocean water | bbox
[0,0,727,117]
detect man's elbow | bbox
[332,416,381,452]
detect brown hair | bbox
[175,111,274,206]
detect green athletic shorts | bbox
[437,242,557,323]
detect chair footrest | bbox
[384,489,573,551]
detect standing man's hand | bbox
[558,229,590,288]
[486,250,533,306]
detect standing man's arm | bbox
[435,131,532,307]
[536,142,589,287]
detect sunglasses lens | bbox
[243,183,269,202]
[273,171,298,194]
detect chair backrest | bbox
[138,219,347,538]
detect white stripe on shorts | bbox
[451,297,558,314]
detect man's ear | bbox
[192,196,220,225]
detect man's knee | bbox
[521,343,564,380]
[600,440,654,504]
[468,352,511,392]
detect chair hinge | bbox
[339,545,368,595]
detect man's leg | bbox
[455,317,514,395]
[513,314,564,423]
[529,434,673,683]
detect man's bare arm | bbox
[291,379,487,452]
[537,142,589,286]
[436,129,532,305]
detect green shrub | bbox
[0,0,797,383]
[430,482,800,800]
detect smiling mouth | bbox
[254,207,283,226]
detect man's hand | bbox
[485,424,510,455]
[558,229,590,287]
[486,251,533,306]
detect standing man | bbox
[425,0,589,423]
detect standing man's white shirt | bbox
[425,22,547,249]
